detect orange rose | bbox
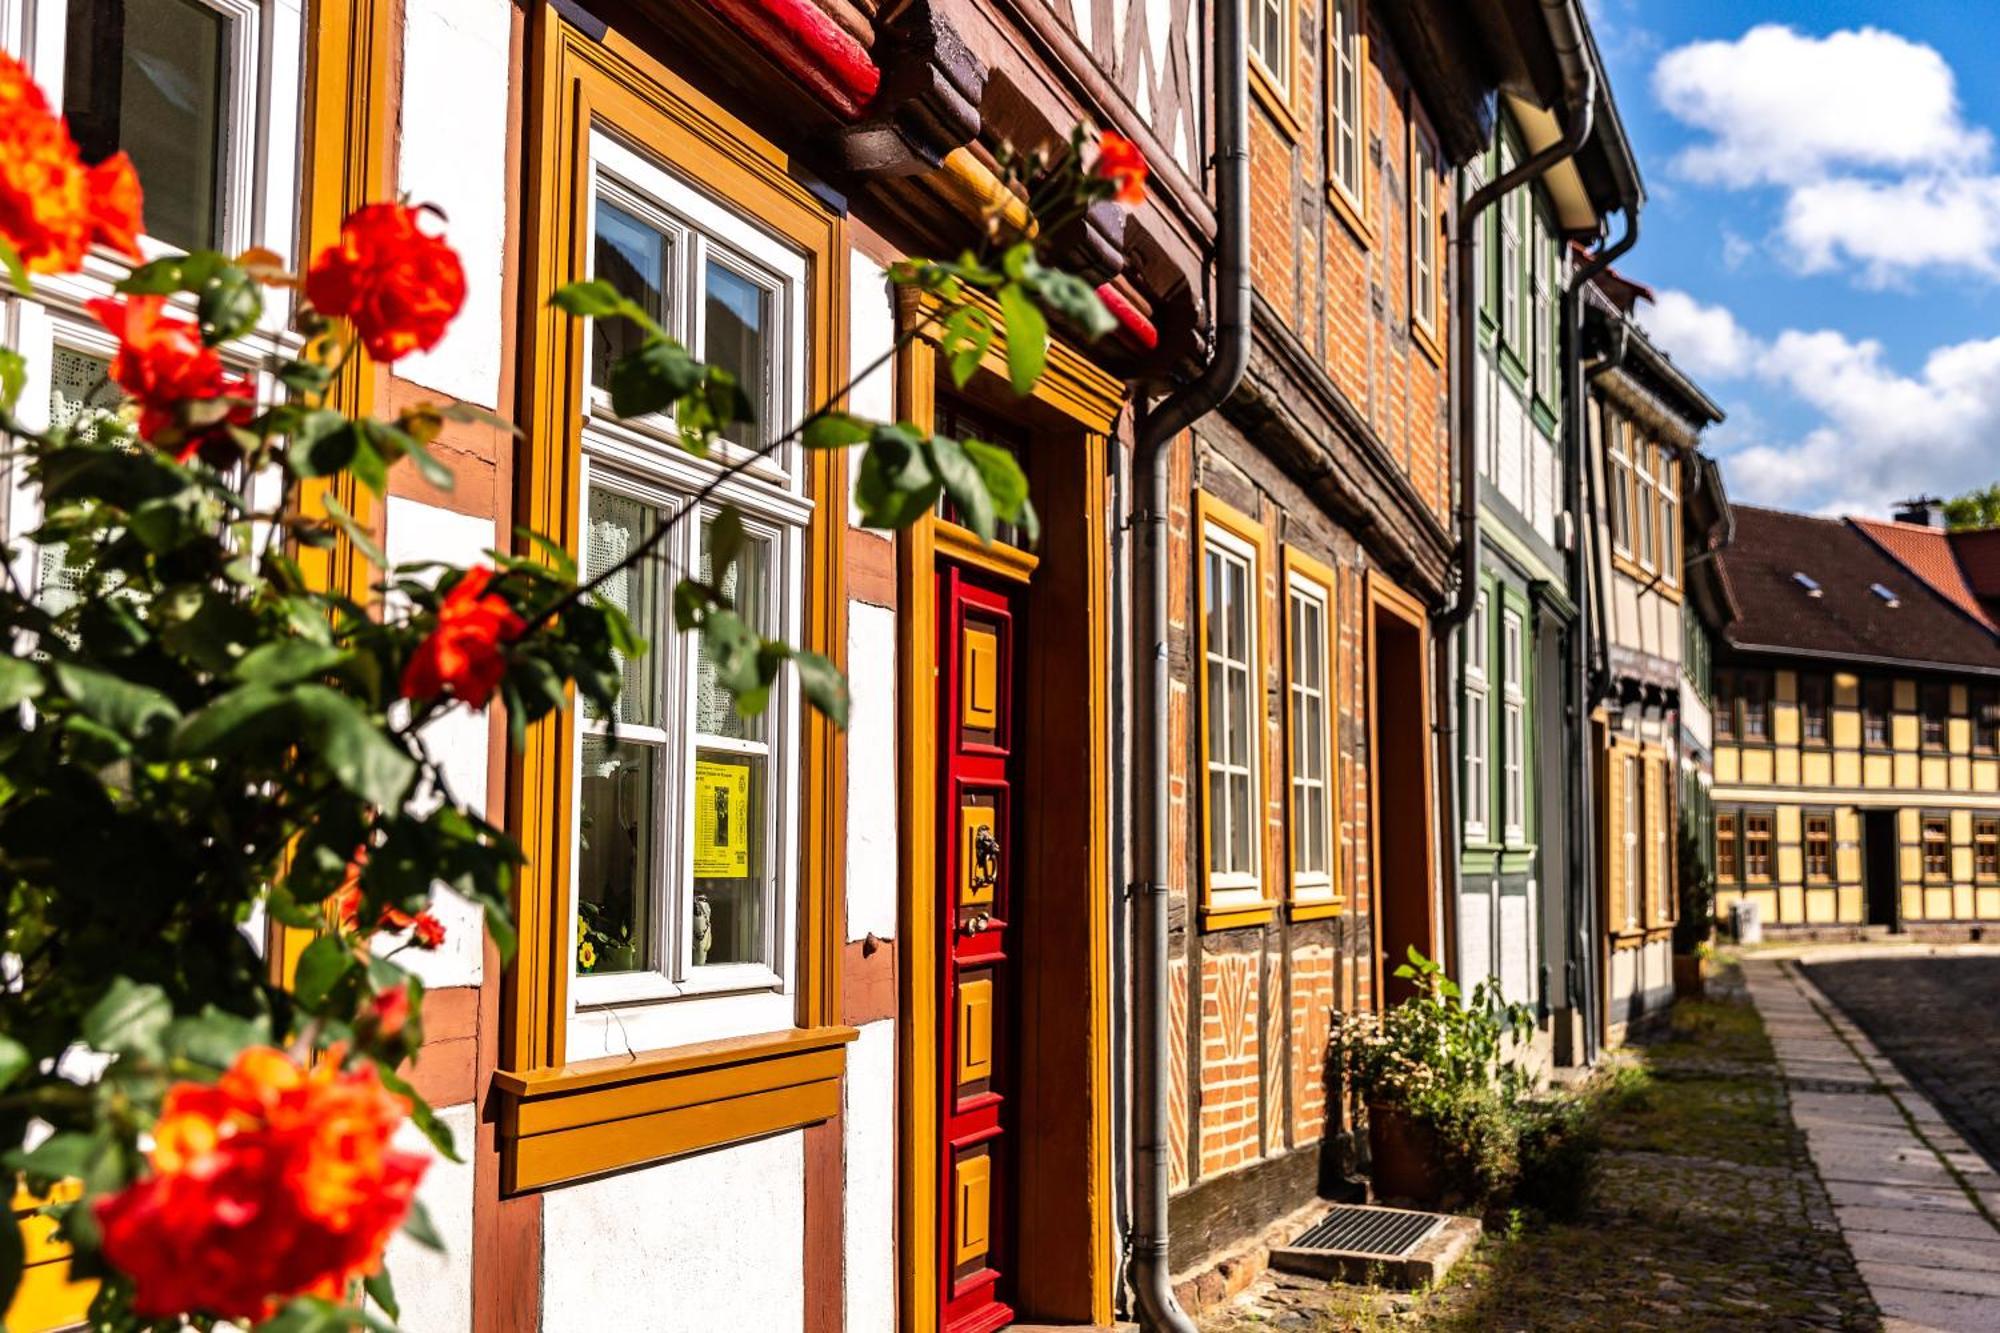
[411,912,447,949]
[1093,130,1148,207]
[0,49,144,272]
[363,983,413,1042]
[95,1047,427,1320]
[331,851,445,949]
[306,202,466,362]
[400,565,525,707]
[86,295,254,461]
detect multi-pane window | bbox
[1922,816,1950,880]
[1649,760,1669,922]
[1634,441,1657,571]
[1410,125,1439,336]
[1608,416,1634,555]
[1501,609,1525,843]
[1619,754,1640,929]
[1863,679,1892,748]
[1463,592,1490,841]
[1800,674,1829,745]
[1974,687,2000,754]
[570,131,808,1052]
[1920,683,1948,751]
[1744,812,1773,880]
[1804,813,1833,882]
[1658,452,1680,584]
[1717,809,1739,881]
[1740,671,1770,741]
[1249,0,1290,100]
[1329,0,1363,208]
[1713,668,1737,741]
[1532,222,1555,399]
[1977,818,1999,881]
[1202,519,1262,896]
[1498,142,1521,352]
[1285,567,1335,905]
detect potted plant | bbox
[1329,949,1534,1205]
[1674,821,1716,999]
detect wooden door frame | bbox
[1364,572,1439,1008]
[894,288,1122,1331]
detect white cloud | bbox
[1638,291,2000,516]
[1654,25,1987,188]
[1654,25,2000,283]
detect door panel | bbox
[939,566,1019,1333]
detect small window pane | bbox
[65,0,227,252]
[38,350,123,616]
[695,521,772,742]
[577,735,658,975]
[583,487,664,727]
[691,747,767,967]
[592,200,670,391]
[704,260,771,447]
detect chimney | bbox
[1894,496,1948,529]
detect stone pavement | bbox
[1744,954,2000,1333]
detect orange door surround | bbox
[938,565,1020,1333]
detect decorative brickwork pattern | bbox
[1290,945,1336,1143]
[1169,956,1190,1190]
[1198,951,1261,1178]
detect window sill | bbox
[1200,899,1280,932]
[494,1024,856,1192]
[1412,319,1444,369]
[1287,898,1344,922]
[1249,60,1303,142]
[1326,181,1373,250]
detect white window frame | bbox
[1248,0,1290,102]
[1285,569,1333,901]
[567,128,811,1059]
[1462,591,1489,842]
[1498,142,1521,354]
[1621,754,1640,930]
[1607,415,1633,557]
[1329,0,1363,210]
[1202,521,1262,899]
[1501,608,1525,844]
[1532,220,1555,400]
[1634,438,1657,571]
[1410,121,1438,337]
[1659,451,1679,587]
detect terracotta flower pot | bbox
[1367,1102,1446,1204]
[1673,953,1707,1001]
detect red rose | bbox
[364,983,413,1042]
[86,295,253,461]
[400,565,526,707]
[0,49,145,273]
[306,202,466,362]
[1093,130,1148,207]
[95,1047,427,1321]
[411,912,447,949]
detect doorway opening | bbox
[1367,576,1437,1008]
[1863,808,1899,930]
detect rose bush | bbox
[0,49,1144,1329]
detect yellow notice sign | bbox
[693,758,751,879]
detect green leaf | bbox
[50,662,181,740]
[961,438,1037,545]
[402,1197,446,1253]
[708,506,746,594]
[235,639,347,687]
[5,1133,99,1184]
[440,400,524,436]
[939,305,994,390]
[173,682,293,758]
[928,436,994,544]
[0,1036,30,1092]
[379,1066,461,1163]
[257,1295,402,1333]
[0,348,25,413]
[0,1212,21,1326]
[293,934,358,1010]
[1020,258,1116,341]
[0,237,29,297]
[853,425,941,531]
[515,526,579,581]
[365,1268,401,1322]
[324,494,389,569]
[117,256,186,296]
[401,435,455,491]
[164,1006,270,1070]
[289,410,359,478]
[997,283,1048,396]
[294,685,418,808]
[550,280,629,319]
[801,411,872,451]
[792,650,849,729]
[609,339,702,419]
[195,258,263,346]
[0,656,44,710]
[82,977,172,1062]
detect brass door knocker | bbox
[971,824,1001,895]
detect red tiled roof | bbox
[1714,506,2000,671]
[1850,517,2000,633]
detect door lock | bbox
[965,911,993,934]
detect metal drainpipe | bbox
[1127,0,1247,1320]
[1436,0,1596,973]
[1564,214,1638,1067]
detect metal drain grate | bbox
[1288,1205,1447,1259]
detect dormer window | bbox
[1871,583,1900,608]
[1792,572,1822,597]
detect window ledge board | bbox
[1412,320,1444,369]
[1287,898,1344,922]
[495,1024,856,1191]
[1326,182,1373,249]
[1200,900,1280,932]
[1249,61,1303,142]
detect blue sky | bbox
[1584,0,2000,516]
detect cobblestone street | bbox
[1201,964,1879,1331]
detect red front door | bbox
[938,565,1020,1333]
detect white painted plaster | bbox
[376,1102,477,1333]
[1457,889,1493,990]
[1498,891,1533,1006]
[846,602,898,941]
[383,497,499,989]
[844,1019,897,1333]
[394,0,510,407]
[542,1131,806,1332]
[848,251,896,530]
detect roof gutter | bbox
[1127,0,1248,1321]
